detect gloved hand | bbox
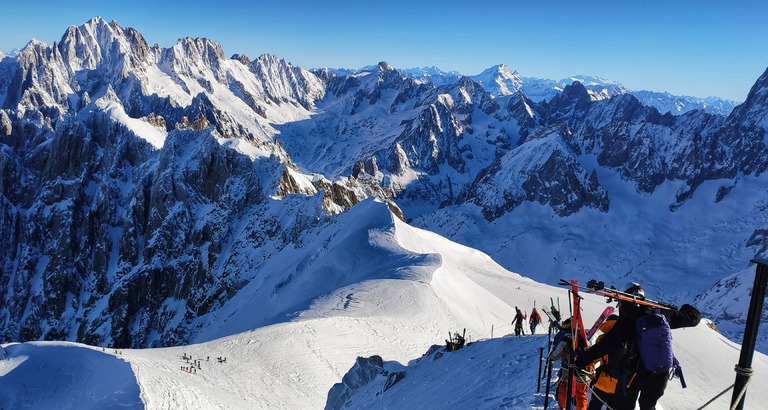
[574,354,590,369]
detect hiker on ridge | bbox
[575,282,701,410]
[549,318,590,410]
[530,307,543,334]
[586,313,621,410]
[512,307,526,337]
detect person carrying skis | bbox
[586,314,621,410]
[530,307,543,334]
[549,318,590,410]
[512,307,526,337]
[575,282,701,410]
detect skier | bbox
[512,307,526,337]
[549,318,590,410]
[530,307,543,334]
[586,314,621,410]
[575,282,701,410]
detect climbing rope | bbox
[696,365,754,410]
[695,384,733,410]
[729,365,754,410]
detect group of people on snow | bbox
[547,282,701,410]
[511,306,544,337]
[179,353,228,375]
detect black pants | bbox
[615,370,669,410]
[587,387,615,410]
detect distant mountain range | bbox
[0,17,765,354]
[399,64,738,115]
[322,63,739,116]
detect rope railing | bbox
[695,365,754,410]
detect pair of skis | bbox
[543,284,615,410]
[565,280,617,409]
[557,279,677,310]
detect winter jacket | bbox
[590,319,621,394]
[530,310,542,325]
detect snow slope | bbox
[2,201,767,409]
[0,342,142,409]
[331,320,768,410]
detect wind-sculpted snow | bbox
[0,342,142,409]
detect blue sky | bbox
[1,0,766,101]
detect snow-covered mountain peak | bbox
[58,16,153,73]
[480,63,517,78]
[400,66,462,86]
[376,61,394,72]
[94,83,121,104]
[561,80,591,101]
[471,64,523,97]
[166,36,226,71]
[231,53,251,65]
[560,75,626,101]
[563,74,621,87]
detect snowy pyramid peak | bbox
[471,64,523,96]
[479,63,518,79]
[376,61,394,72]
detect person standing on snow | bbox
[530,307,543,334]
[512,307,527,337]
[575,282,701,410]
[586,314,621,410]
[549,318,590,410]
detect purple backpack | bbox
[634,309,675,372]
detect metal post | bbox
[731,259,768,410]
[538,347,544,393]
[566,290,574,410]
[548,321,553,354]
[543,359,554,409]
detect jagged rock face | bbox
[0,106,309,347]
[728,67,768,130]
[394,101,466,175]
[0,18,346,348]
[282,61,766,222]
[468,123,609,220]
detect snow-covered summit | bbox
[632,89,739,116]
[400,66,462,86]
[470,64,524,97]
[3,17,326,144]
